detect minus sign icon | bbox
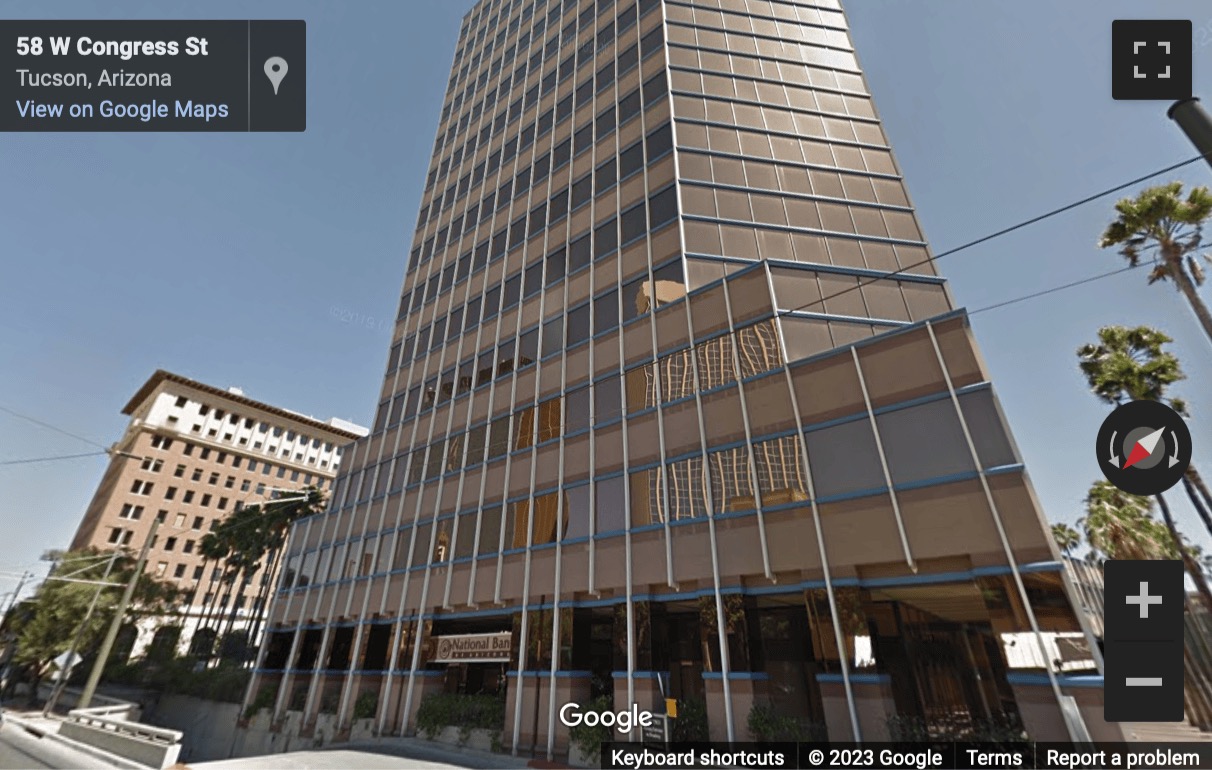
[1126,677,1164,687]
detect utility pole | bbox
[2,571,33,619]
[44,549,121,715]
[77,518,159,710]
[1169,98,1212,173]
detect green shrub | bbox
[243,683,278,721]
[672,697,709,742]
[748,702,813,741]
[568,694,613,763]
[415,692,506,741]
[353,691,378,720]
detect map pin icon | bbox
[264,57,288,95]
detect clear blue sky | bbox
[3,0,1212,601]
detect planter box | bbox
[568,741,599,768]
[427,725,499,752]
[350,718,376,743]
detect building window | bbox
[201,494,212,507]
[193,566,204,580]
[218,497,228,510]
[192,468,203,482]
[174,513,186,528]
[155,562,168,578]
[174,564,186,579]
[119,504,143,520]
[183,491,195,504]
[184,540,195,554]
[165,537,177,552]
[225,475,235,488]
[208,472,219,485]
[130,480,154,496]
[140,457,163,473]
[150,435,173,450]
[183,443,194,456]
[241,480,250,492]
[200,448,211,460]
[198,405,210,416]
[192,516,204,530]
[232,457,242,469]
[174,464,185,478]
[174,397,188,408]
[108,528,123,544]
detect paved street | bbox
[0,721,109,770]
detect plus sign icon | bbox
[1112,20,1193,100]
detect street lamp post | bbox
[1168,98,1212,173]
[43,549,122,715]
[76,518,160,710]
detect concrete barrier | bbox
[59,707,183,769]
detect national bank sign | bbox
[431,632,513,663]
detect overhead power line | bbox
[0,405,109,450]
[0,450,109,467]
[781,153,1208,317]
[968,263,1146,316]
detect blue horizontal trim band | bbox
[702,671,770,681]
[1007,673,1104,689]
[612,671,663,679]
[816,673,890,684]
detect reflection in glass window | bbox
[736,320,783,379]
[514,405,536,451]
[753,435,808,506]
[695,335,738,389]
[595,475,626,534]
[629,468,664,526]
[538,398,562,442]
[657,349,695,403]
[532,492,561,545]
[625,364,657,414]
[709,445,755,514]
[667,454,708,520]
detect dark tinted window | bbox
[594,289,619,333]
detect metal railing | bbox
[67,707,183,746]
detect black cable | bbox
[0,405,109,450]
[0,450,108,467]
[968,264,1147,316]
[780,153,1207,317]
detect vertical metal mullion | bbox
[850,347,916,572]
[766,272,863,742]
[925,321,1083,742]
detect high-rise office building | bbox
[69,370,365,660]
[248,0,1115,755]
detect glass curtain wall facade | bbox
[247,0,1109,754]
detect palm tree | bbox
[1051,523,1082,556]
[1079,481,1176,561]
[1077,326,1212,610]
[197,488,326,663]
[1100,181,1212,345]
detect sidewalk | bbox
[182,735,569,770]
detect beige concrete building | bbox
[69,370,367,660]
[245,0,1118,759]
